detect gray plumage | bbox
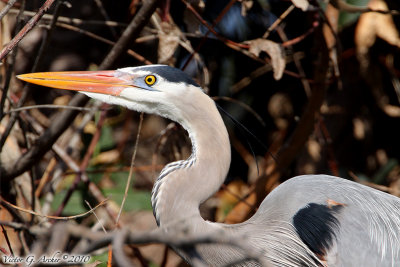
[19,65,400,266]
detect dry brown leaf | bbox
[268,93,293,130]
[83,121,97,134]
[224,193,256,224]
[247,39,285,80]
[54,95,72,106]
[215,180,250,222]
[241,0,254,16]
[383,104,400,117]
[355,0,400,69]
[353,117,366,140]
[291,0,309,11]
[158,22,181,65]
[306,139,321,161]
[91,149,120,165]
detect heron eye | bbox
[144,75,156,86]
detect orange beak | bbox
[17,71,134,96]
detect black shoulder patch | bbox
[293,203,343,256]
[140,65,200,88]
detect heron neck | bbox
[151,93,231,228]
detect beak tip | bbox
[16,74,28,81]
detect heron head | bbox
[17,65,203,122]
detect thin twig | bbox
[35,157,57,197]
[276,27,312,97]
[0,225,14,256]
[7,8,128,27]
[282,21,319,47]
[7,104,95,113]
[0,221,29,231]
[220,184,255,210]
[230,52,306,94]
[116,113,144,225]
[213,96,266,127]
[263,4,295,39]
[0,196,108,220]
[56,22,152,65]
[93,0,118,38]
[85,201,107,233]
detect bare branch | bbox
[0,0,18,20]
[0,0,160,184]
[7,8,128,27]
[0,0,56,61]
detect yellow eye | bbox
[144,75,156,86]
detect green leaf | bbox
[338,0,370,28]
[102,171,152,211]
[97,124,116,152]
[88,170,153,212]
[87,251,108,267]
[51,189,87,214]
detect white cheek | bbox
[82,91,139,110]
[82,89,186,125]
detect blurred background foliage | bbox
[1,0,400,266]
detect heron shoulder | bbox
[257,174,400,263]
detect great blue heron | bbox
[18,65,400,266]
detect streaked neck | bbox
[151,92,231,228]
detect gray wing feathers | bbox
[258,175,400,266]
